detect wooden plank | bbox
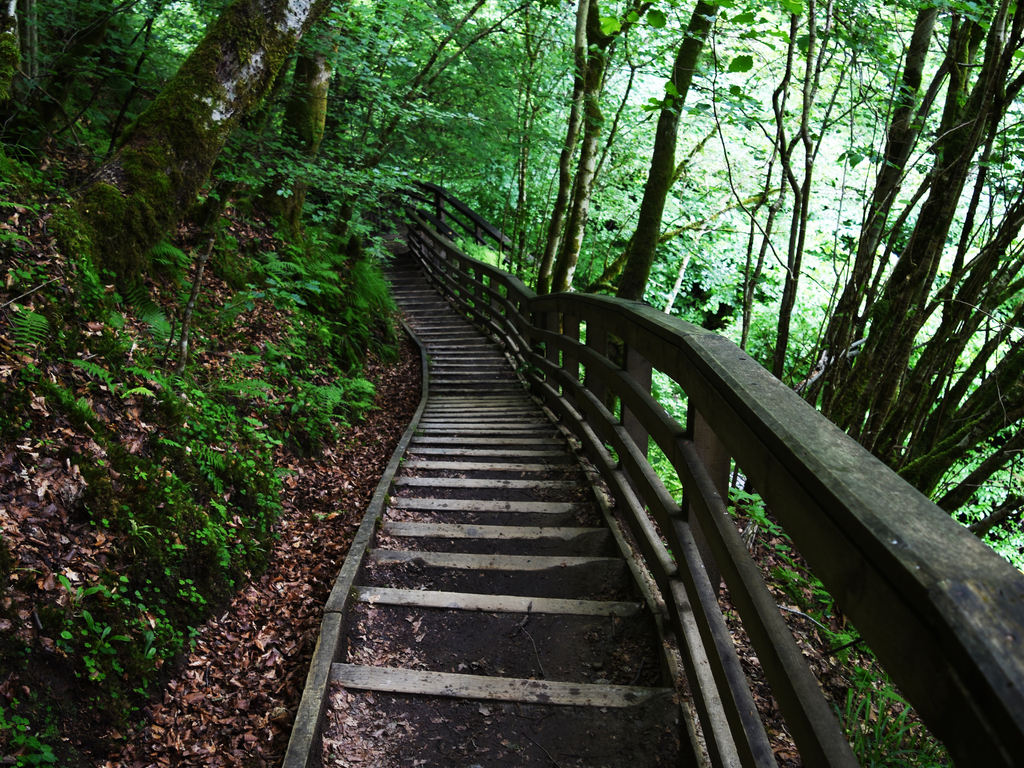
[406,447,567,458]
[416,427,554,436]
[331,665,671,707]
[428,396,529,403]
[354,586,639,617]
[393,477,575,489]
[423,406,533,413]
[409,436,561,446]
[369,549,620,571]
[419,413,543,421]
[390,497,581,514]
[402,460,575,472]
[383,521,605,541]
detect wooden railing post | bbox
[434,188,445,224]
[562,314,581,411]
[687,408,730,594]
[584,323,608,412]
[545,310,561,396]
[622,344,652,460]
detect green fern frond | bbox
[150,240,189,273]
[261,259,305,279]
[122,283,172,345]
[350,260,397,314]
[72,359,117,392]
[10,305,49,350]
[218,378,277,401]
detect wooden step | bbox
[382,521,603,541]
[415,427,554,436]
[390,498,582,514]
[393,477,575,489]
[409,436,562,445]
[406,447,568,458]
[330,665,673,708]
[354,586,639,617]
[402,460,576,472]
[369,549,619,571]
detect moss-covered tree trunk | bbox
[280,45,331,235]
[68,0,330,278]
[0,0,18,99]
[258,34,333,237]
[614,1,717,302]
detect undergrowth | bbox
[0,158,399,763]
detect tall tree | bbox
[535,0,589,294]
[0,0,17,99]
[549,0,650,294]
[614,1,718,302]
[64,0,331,277]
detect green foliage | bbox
[0,703,56,766]
[149,239,190,280]
[836,669,949,767]
[121,282,173,345]
[9,305,49,350]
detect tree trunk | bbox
[614,1,718,302]
[827,0,1021,449]
[64,0,330,279]
[259,34,334,237]
[0,0,18,99]
[815,6,939,412]
[550,0,652,293]
[535,0,589,294]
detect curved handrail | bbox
[400,201,1024,768]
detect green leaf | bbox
[729,55,754,73]
[627,10,639,22]
[779,0,803,14]
[599,15,621,35]
[731,11,757,25]
[665,81,680,97]
[647,8,667,28]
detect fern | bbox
[72,359,117,393]
[9,305,49,350]
[150,240,189,276]
[218,378,277,401]
[122,283,173,346]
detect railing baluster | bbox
[687,408,729,594]
[545,310,561,395]
[584,323,608,422]
[622,344,652,460]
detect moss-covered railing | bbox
[401,191,1024,768]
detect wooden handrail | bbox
[412,181,513,251]
[400,205,1024,768]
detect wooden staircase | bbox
[313,255,690,766]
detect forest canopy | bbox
[2,0,1024,763]
[2,0,1023,604]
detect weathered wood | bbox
[407,447,568,458]
[409,436,562,446]
[394,477,574,490]
[406,198,1024,768]
[354,586,637,616]
[330,664,672,707]
[390,497,582,514]
[382,520,606,541]
[370,549,622,572]
[401,460,574,472]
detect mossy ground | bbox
[0,147,399,764]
